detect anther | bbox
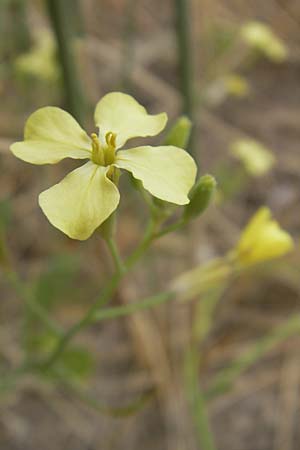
[91,133,104,165]
[105,132,116,148]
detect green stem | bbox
[13,212,178,375]
[0,360,36,393]
[120,0,137,90]
[69,383,154,418]
[206,314,300,400]
[125,218,156,268]
[106,237,126,275]
[185,345,217,450]
[92,291,173,322]
[41,271,122,370]
[40,217,161,370]
[9,0,31,55]
[174,0,195,122]
[46,0,86,125]
[4,269,63,336]
[153,219,185,240]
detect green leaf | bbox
[57,346,95,381]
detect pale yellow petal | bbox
[115,146,197,205]
[236,207,294,265]
[39,161,120,240]
[238,207,270,250]
[94,92,167,148]
[11,107,91,164]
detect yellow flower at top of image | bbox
[231,138,276,177]
[10,92,197,240]
[240,21,288,63]
[234,207,293,266]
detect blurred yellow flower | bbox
[241,21,288,62]
[235,207,293,266]
[14,31,60,82]
[224,74,250,98]
[231,139,275,177]
[10,92,197,240]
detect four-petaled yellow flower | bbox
[11,92,197,240]
[235,207,293,266]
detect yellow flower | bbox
[231,139,275,177]
[11,92,197,240]
[14,31,59,83]
[240,21,288,62]
[224,74,250,98]
[235,207,293,266]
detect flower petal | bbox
[94,92,167,148]
[236,207,294,265]
[11,107,91,164]
[39,161,120,240]
[114,146,197,205]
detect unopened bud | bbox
[164,116,192,149]
[183,174,216,221]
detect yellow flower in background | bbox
[235,207,293,266]
[14,31,60,83]
[231,139,275,177]
[11,92,197,240]
[240,21,288,62]
[224,74,250,98]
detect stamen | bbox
[104,132,117,165]
[105,132,117,148]
[91,133,105,165]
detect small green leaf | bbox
[57,347,95,381]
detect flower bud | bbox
[164,116,192,149]
[183,174,216,221]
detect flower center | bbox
[91,132,116,166]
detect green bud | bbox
[164,116,192,149]
[183,174,217,221]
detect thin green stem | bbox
[206,314,300,400]
[92,291,173,322]
[153,219,186,240]
[41,271,122,370]
[125,218,156,268]
[0,360,36,393]
[46,0,86,125]
[174,0,195,141]
[40,217,161,370]
[73,384,154,418]
[9,0,31,55]
[106,237,126,275]
[120,0,137,90]
[4,269,63,336]
[185,345,217,450]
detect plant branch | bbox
[92,291,174,322]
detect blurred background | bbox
[1,0,300,449]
